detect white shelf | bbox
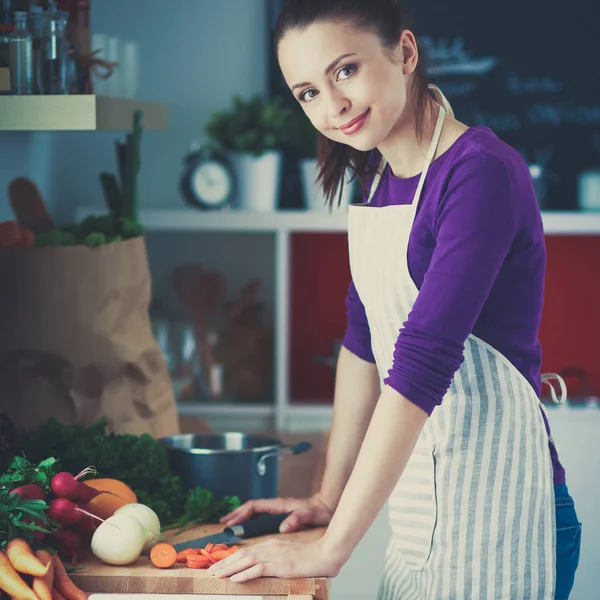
[176,401,333,433]
[177,402,275,417]
[0,95,168,131]
[77,207,348,233]
[77,207,600,235]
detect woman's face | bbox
[278,21,417,152]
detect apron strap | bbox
[366,87,449,205]
[541,372,568,404]
[428,84,455,118]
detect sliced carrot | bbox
[199,549,217,564]
[229,545,241,552]
[210,550,232,561]
[185,555,211,569]
[32,550,55,600]
[176,548,200,563]
[51,555,87,600]
[210,544,228,552]
[150,543,177,569]
[6,539,49,577]
[204,543,214,553]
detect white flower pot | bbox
[227,150,283,212]
[299,158,355,212]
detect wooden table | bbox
[70,523,330,600]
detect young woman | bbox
[208,1,582,597]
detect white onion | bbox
[91,514,147,565]
[115,503,163,552]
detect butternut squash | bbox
[83,479,137,520]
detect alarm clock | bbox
[179,146,236,210]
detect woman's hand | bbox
[207,537,342,583]
[220,493,334,533]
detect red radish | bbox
[50,467,105,503]
[10,483,46,500]
[48,498,84,526]
[73,513,99,541]
[47,527,82,561]
[23,517,50,541]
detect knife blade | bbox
[172,513,288,552]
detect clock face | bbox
[192,161,232,206]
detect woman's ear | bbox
[399,30,419,75]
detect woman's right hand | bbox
[219,493,334,533]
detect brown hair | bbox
[274,0,431,207]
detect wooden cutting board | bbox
[69,523,329,599]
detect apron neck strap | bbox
[367,93,448,205]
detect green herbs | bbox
[0,414,26,473]
[33,111,145,249]
[165,487,240,534]
[0,457,58,494]
[205,95,294,156]
[0,489,54,551]
[24,418,240,531]
[34,215,143,248]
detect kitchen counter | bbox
[70,522,329,600]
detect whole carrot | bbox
[51,554,87,600]
[33,550,55,600]
[0,551,38,600]
[6,538,49,577]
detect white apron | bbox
[348,86,557,599]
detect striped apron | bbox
[348,86,557,599]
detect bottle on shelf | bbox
[8,10,32,94]
[27,4,43,93]
[38,1,69,94]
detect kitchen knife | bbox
[172,513,288,552]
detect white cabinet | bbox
[77,207,600,435]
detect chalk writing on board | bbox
[471,110,522,132]
[528,103,600,126]
[437,81,478,98]
[507,71,564,95]
[421,37,499,77]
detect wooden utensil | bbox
[8,177,55,234]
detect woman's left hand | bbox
[206,538,342,583]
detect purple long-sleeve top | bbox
[342,125,565,485]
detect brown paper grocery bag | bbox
[0,237,180,438]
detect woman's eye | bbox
[299,89,318,103]
[337,64,357,81]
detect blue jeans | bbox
[555,484,582,599]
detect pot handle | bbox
[256,441,312,476]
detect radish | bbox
[23,517,50,541]
[73,513,99,541]
[50,467,104,503]
[114,503,162,552]
[10,483,46,500]
[48,527,82,561]
[91,514,148,565]
[48,498,84,526]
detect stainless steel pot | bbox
[159,432,312,502]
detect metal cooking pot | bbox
[159,433,312,502]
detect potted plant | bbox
[288,109,356,213]
[204,95,294,212]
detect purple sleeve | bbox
[342,281,377,363]
[384,153,519,414]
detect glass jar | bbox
[0,24,12,68]
[9,11,32,94]
[39,8,69,94]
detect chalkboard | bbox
[267,0,600,210]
